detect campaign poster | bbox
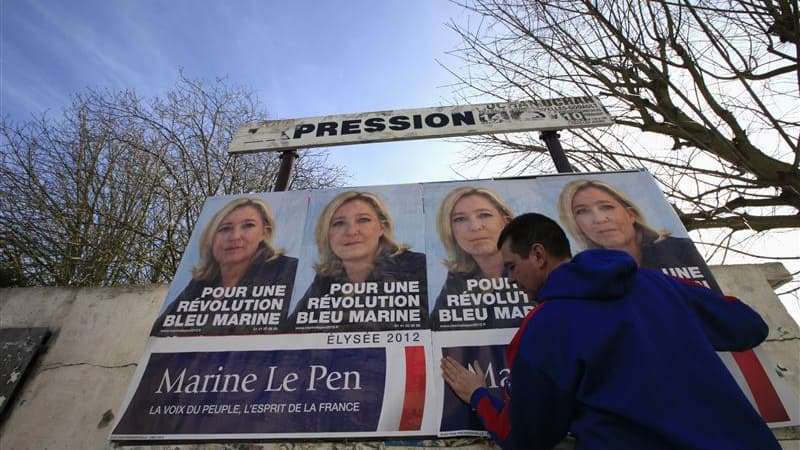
[112,330,436,439]
[150,191,308,337]
[432,330,516,437]
[424,180,541,331]
[532,172,720,292]
[112,185,438,441]
[287,185,429,332]
[431,171,796,435]
[111,170,797,443]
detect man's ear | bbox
[530,243,547,267]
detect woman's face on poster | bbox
[211,206,269,268]
[451,194,508,258]
[571,187,637,249]
[328,199,385,265]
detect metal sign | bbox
[0,328,49,420]
[228,96,612,153]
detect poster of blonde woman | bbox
[112,170,795,442]
[555,177,720,291]
[433,171,794,435]
[424,181,536,330]
[151,192,306,336]
[287,186,429,331]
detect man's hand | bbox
[441,356,487,404]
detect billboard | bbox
[228,97,612,153]
[111,170,797,441]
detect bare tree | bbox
[448,0,799,293]
[0,75,346,287]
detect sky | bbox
[1,0,798,325]
[0,0,487,185]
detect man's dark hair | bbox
[497,213,572,259]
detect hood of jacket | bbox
[538,249,638,302]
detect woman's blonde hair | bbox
[437,186,513,273]
[314,191,407,277]
[557,179,669,250]
[192,197,283,281]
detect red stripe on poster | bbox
[732,350,789,422]
[398,346,426,430]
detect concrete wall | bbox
[0,285,166,449]
[0,264,798,450]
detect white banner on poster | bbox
[112,331,437,440]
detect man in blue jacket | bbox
[441,213,779,449]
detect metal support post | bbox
[273,149,299,192]
[539,130,573,173]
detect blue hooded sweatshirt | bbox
[470,249,779,450]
